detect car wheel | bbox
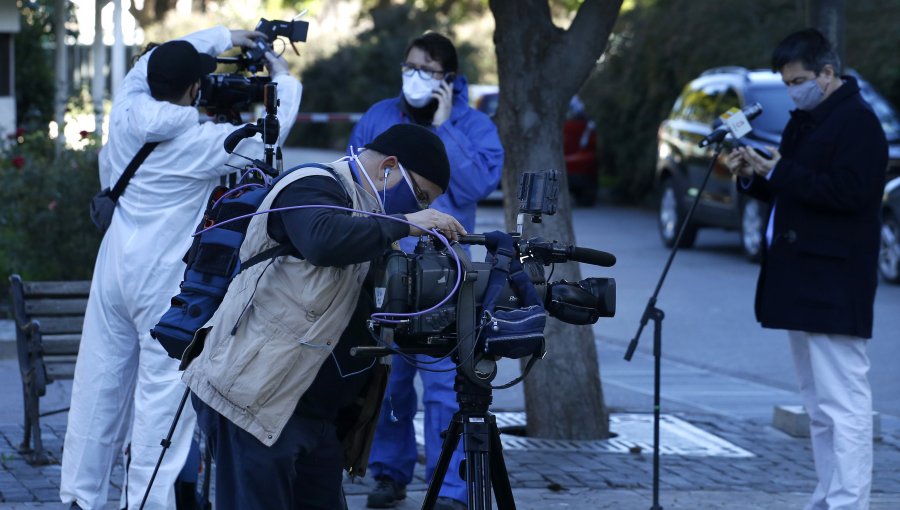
[879,212,900,284]
[740,198,765,263]
[658,178,697,248]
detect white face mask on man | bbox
[788,79,826,111]
[402,73,440,108]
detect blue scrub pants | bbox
[193,395,347,510]
[368,355,467,504]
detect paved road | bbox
[557,203,900,426]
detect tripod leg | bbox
[139,387,190,510]
[463,417,493,510]
[422,417,463,510]
[488,422,515,510]
[491,422,516,510]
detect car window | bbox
[744,85,793,134]
[678,82,731,125]
[719,87,741,113]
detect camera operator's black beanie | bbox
[147,40,217,100]
[365,124,451,192]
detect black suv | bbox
[656,66,900,261]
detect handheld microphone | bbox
[698,102,763,148]
[565,245,617,267]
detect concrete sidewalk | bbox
[2,344,900,509]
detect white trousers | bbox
[60,262,196,510]
[788,330,872,510]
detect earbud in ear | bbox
[384,166,392,177]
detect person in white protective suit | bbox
[60,26,302,510]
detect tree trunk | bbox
[489,0,622,440]
[805,0,845,65]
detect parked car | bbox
[475,92,599,206]
[881,176,900,283]
[656,66,900,261]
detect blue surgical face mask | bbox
[379,164,424,215]
[788,79,825,111]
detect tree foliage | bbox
[581,0,900,203]
[15,0,60,128]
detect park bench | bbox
[8,274,90,465]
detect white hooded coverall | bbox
[60,26,302,510]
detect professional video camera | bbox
[199,17,309,123]
[363,169,616,383]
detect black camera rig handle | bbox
[458,234,616,268]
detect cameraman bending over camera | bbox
[61,26,301,510]
[182,123,463,509]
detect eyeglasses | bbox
[401,63,445,81]
[399,165,431,209]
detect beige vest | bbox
[183,161,381,446]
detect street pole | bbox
[805,0,846,66]
[111,0,124,97]
[92,0,107,139]
[53,0,67,151]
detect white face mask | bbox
[402,73,440,108]
[788,79,825,111]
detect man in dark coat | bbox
[728,29,887,510]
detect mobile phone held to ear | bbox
[443,72,456,85]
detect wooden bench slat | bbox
[25,298,89,316]
[22,281,91,297]
[32,316,85,335]
[46,358,77,380]
[41,334,81,355]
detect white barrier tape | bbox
[296,113,365,123]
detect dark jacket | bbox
[741,76,888,338]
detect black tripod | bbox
[623,140,727,510]
[421,369,516,510]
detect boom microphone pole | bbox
[623,103,763,510]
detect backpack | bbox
[150,163,338,360]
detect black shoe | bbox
[434,497,467,510]
[366,476,407,508]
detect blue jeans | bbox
[193,395,347,510]
[368,355,467,504]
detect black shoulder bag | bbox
[90,141,160,232]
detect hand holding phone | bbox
[737,141,774,160]
[431,74,455,127]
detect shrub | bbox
[0,128,102,281]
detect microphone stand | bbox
[623,139,727,510]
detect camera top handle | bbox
[458,234,616,268]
